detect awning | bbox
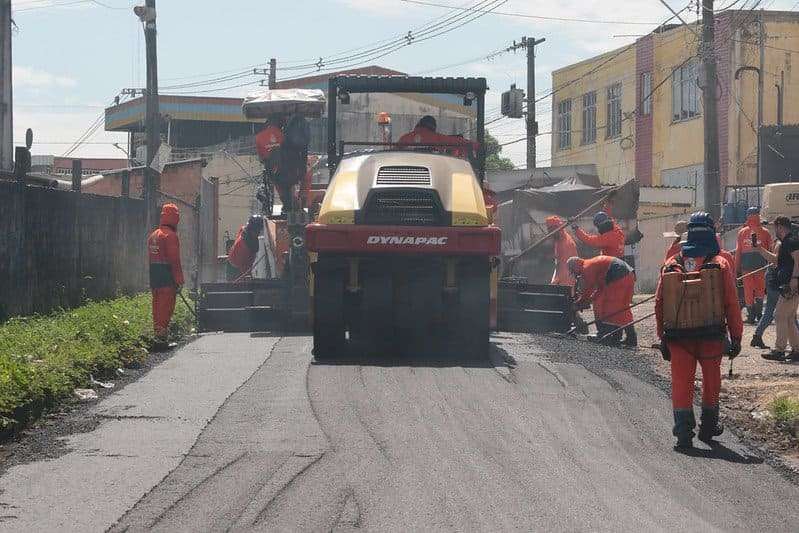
[242,89,326,119]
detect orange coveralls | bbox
[734,216,772,307]
[227,225,259,278]
[574,255,635,327]
[147,204,184,339]
[546,216,578,288]
[655,255,743,414]
[255,125,284,164]
[574,222,625,258]
[397,127,477,158]
[664,238,682,262]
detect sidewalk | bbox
[0,333,279,532]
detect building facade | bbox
[550,10,799,201]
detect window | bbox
[557,99,572,150]
[606,82,622,138]
[640,72,652,116]
[672,60,700,122]
[581,91,597,145]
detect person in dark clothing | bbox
[755,216,799,361]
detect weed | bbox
[0,293,194,433]
[770,395,799,424]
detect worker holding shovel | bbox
[568,255,637,347]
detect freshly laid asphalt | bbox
[2,331,798,532]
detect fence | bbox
[0,181,148,319]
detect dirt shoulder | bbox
[629,295,799,470]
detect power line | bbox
[275,0,509,80]
[153,0,508,93]
[399,0,663,25]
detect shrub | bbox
[0,293,194,433]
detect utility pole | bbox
[758,11,765,184]
[505,37,545,170]
[0,0,12,172]
[135,1,160,230]
[254,58,277,88]
[701,0,721,220]
[525,37,545,170]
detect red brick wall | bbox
[83,159,204,203]
[635,35,655,186]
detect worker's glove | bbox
[728,338,742,359]
[659,343,671,362]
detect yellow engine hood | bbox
[318,152,488,226]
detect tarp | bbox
[510,174,638,219]
[496,176,641,284]
[242,89,326,119]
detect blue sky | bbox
[10,0,799,167]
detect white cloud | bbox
[13,66,78,89]
[15,107,127,159]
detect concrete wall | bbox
[201,152,262,255]
[635,212,688,293]
[82,159,218,288]
[0,181,148,319]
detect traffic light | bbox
[501,84,525,119]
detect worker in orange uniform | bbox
[567,254,637,346]
[547,216,578,289]
[147,203,184,350]
[255,116,285,170]
[398,115,441,147]
[398,115,477,158]
[227,215,264,280]
[735,206,772,324]
[572,211,625,258]
[655,212,742,449]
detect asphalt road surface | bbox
[4,332,799,532]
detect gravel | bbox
[553,295,799,480]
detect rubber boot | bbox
[673,409,696,449]
[698,405,724,445]
[750,334,768,349]
[573,313,589,335]
[622,325,638,347]
[600,326,623,346]
[588,321,607,342]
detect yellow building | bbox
[550,10,799,200]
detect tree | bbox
[484,132,515,171]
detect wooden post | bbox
[121,169,130,197]
[71,159,82,192]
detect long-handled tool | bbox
[504,188,618,275]
[597,311,656,342]
[567,294,656,335]
[178,290,199,320]
[594,264,772,344]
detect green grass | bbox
[0,294,194,433]
[770,395,799,425]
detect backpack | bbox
[283,115,311,150]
